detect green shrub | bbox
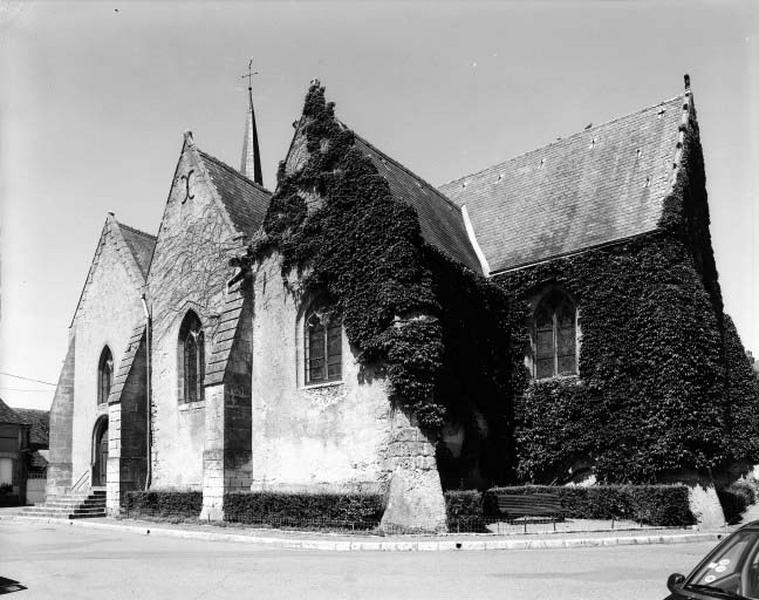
[223,492,383,530]
[718,481,756,525]
[484,485,694,526]
[626,485,694,526]
[0,493,20,507]
[444,490,488,532]
[123,490,202,520]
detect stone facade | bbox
[146,138,246,492]
[249,255,393,493]
[47,79,748,534]
[69,218,146,495]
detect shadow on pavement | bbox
[0,576,26,595]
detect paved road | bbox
[0,520,716,599]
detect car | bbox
[666,521,759,599]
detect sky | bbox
[0,0,757,410]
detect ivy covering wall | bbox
[235,83,517,486]
[235,83,758,488]
[498,102,759,483]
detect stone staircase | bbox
[22,488,106,519]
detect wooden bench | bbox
[494,492,564,521]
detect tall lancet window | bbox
[98,346,113,405]
[304,303,342,385]
[179,311,204,403]
[533,290,577,379]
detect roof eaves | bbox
[489,229,662,277]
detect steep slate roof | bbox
[12,408,49,447]
[118,222,156,278]
[353,135,482,273]
[0,397,23,425]
[108,324,146,406]
[197,149,271,237]
[440,94,687,273]
[205,279,246,386]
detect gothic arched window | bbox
[533,290,577,379]
[304,304,342,385]
[178,311,204,403]
[97,346,113,405]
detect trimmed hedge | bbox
[224,492,383,530]
[0,494,21,507]
[123,490,202,520]
[481,485,695,526]
[444,490,488,532]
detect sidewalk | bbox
[3,511,725,552]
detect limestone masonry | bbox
[46,77,756,531]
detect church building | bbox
[44,75,759,532]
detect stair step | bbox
[21,488,109,520]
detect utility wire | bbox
[0,387,52,393]
[0,371,56,387]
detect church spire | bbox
[240,60,263,186]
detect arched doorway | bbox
[92,417,109,487]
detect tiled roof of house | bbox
[353,135,482,273]
[118,222,156,278]
[12,408,49,447]
[440,94,687,273]
[0,397,23,425]
[197,149,272,237]
[30,450,48,471]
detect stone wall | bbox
[250,255,393,492]
[249,255,447,531]
[47,336,75,496]
[70,223,144,489]
[380,410,447,533]
[146,144,244,490]
[201,283,254,520]
[106,332,148,514]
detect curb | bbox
[4,515,724,551]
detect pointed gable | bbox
[71,214,152,325]
[440,94,688,273]
[352,134,482,273]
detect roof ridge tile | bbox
[441,93,685,189]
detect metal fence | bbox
[223,512,381,532]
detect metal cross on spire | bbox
[241,59,258,90]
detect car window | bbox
[743,535,759,599]
[689,532,754,593]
